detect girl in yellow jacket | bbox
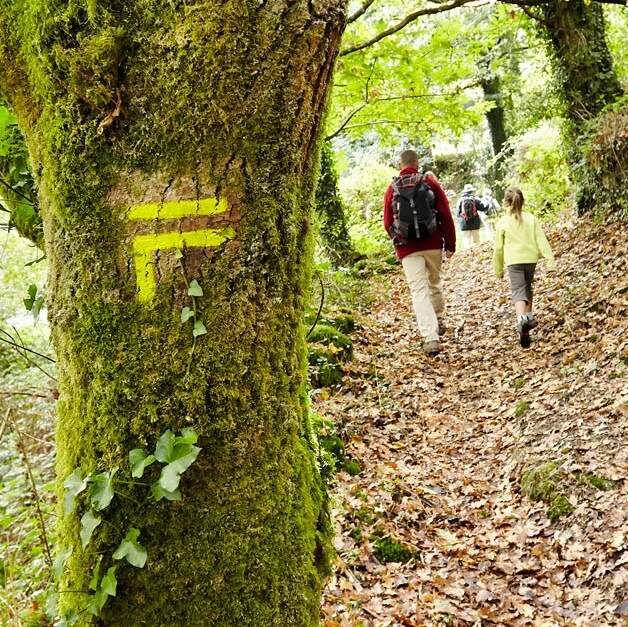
[493,187,555,348]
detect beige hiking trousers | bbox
[401,250,444,343]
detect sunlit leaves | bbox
[52,547,73,581]
[187,279,203,297]
[113,528,147,568]
[90,468,118,511]
[80,510,102,549]
[63,468,89,515]
[129,448,156,478]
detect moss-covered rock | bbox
[576,472,617,491]
[308,344,344,388]
[521,462,574,521]
[521,462,561,502]
[308,324,353,360]
[372,535,416,564]
[351,257,396,277]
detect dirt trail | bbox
[320,217,627,626]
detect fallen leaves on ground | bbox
[319,214,627,626]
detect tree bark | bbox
[315,142,357,267]
[0,1,346,624]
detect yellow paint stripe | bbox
[132,227,235,302]
[128,196,228,221]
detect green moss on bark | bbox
[0,0,347,623]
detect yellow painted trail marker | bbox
[129,198,233,303]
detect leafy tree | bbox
[0,0,345,622]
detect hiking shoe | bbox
[517,318,531,348]
[527,316,538,330]
[424,340,441,355]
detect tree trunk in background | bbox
[540,0,624,211]
[541,0,622,135]
[480,74,509,201]
[315,142,357,266]
[0,0,345,623]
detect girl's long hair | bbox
[504,187,524,221]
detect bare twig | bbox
[0,332,56,363]
[0,174,35,205]
[326,90,475,140]
[8,410,53,572]
[347,0,378,23]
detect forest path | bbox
[319,216,627,626]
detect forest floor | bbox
[319,215,627,626]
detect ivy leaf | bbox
[129,448,156,478]
[63,468,89,515]
[180,306,194,323]
[58,609,79,626]
[89,555,103,591]
[87,588,109,617]
[112,527,147,568]
[192,320,207,337]
[175,427,198,446]
[23,284,44,322]
[150,482,182,502]
[187,279,203,297]
[44,591,59,621]
[80,510,102,549]
[52,547,73,581]
[90,467,118,511]
[101,566,117,596]
[159,446,201,492]
[154,430,176,463]
[23,283,37,309]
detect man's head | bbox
[399,149,419,169]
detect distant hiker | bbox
[480,187,501,237]
[493,187,555,348]
[481,187,501,216]
[456,183,488,247]
[384,151,456,355]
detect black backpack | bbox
[389,174,437,246]
[460,196,479,225]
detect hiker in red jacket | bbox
[384,150,456,355]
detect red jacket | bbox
[383,166,456,259]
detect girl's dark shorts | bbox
[507,263,536,303]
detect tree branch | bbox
[326,103,369,141]
[339,0,478,56]
[325,85,480,140]
[347,0,378,23]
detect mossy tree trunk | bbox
[539,0,624,210]
[480,73,509,201]
[314,141,356,267]
[0,1,346,624]
[541,0,622,136]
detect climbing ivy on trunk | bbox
[538,0,625,211]
[0,0,346,623]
